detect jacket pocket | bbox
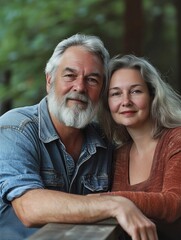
[82,174,109,194]
[40,169,65,190]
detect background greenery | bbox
[0,0,180,114]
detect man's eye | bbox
[65,74,74,77]
[87,78,99,86]
[64,74,75,80]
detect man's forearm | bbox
[12,189,115,227]
[12,189,158,240]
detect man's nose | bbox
[73,77,87,93]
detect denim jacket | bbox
[0,97,113,240]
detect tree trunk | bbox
[123,0,144,56]
[0,70,12,115]
[173,0,181,93]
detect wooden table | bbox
[27,219,123,240]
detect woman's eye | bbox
[109,91,121,97]
[131,89,142,94]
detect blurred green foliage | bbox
[0,0,178,112]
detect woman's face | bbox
[108,68,152,129]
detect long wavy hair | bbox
[99,54,181,144]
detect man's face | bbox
[46,46,104,128]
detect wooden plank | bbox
[27,220,121,240]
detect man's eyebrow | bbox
[63,68,102,78]
[88,72,102,78]
[63,67,77,73]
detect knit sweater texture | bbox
[110,127,181,239]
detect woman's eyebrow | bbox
[109,87,120,91]
[109,84,145,92]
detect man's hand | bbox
[89,194,158,240]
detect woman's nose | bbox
[122,94,132,107]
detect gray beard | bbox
[47,91,98,129]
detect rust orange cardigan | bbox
[110,127,181,223]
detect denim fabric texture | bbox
[0,97,113,240]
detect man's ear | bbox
[46,74,51,93]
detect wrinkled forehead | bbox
[57,46,104,73]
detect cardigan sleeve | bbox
[106,128,181,223]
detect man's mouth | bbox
[68,97,87,104]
